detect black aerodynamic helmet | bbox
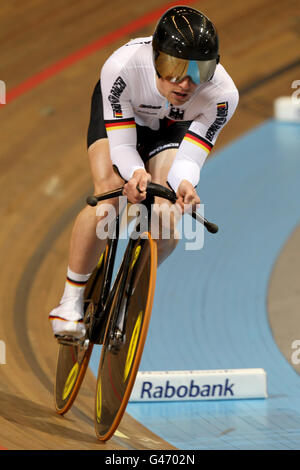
[152,6,219,84]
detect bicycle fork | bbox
[107,236,136,353]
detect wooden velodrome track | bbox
[0,0,299,450]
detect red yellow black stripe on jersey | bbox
[183,131,213,154]
[105,118,136,131]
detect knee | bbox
[156,235,179,254]
[156,230,179,266]
[151,202,181,241]
[93,178,120,200]
[92,168,123,196]
[87,139,123,195]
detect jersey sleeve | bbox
[100,58,145,181]
[167,89,239,192]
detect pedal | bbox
[55,335,88,349]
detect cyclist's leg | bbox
[49,138,124,338]
[69,138,123,274]
[146,148,182,265]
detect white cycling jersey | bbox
[100,37,239,191]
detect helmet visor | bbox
[154,51,217,84]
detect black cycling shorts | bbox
[87,80,192,162]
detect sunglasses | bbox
[154,51,219,84]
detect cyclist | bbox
[49,6,239,338]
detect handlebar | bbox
[86,182,218,234]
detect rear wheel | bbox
[94,233,157,441]
[54,245,109,414]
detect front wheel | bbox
[94,233,157,441]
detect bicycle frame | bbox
[57,183,218,348]
[85,182,219,346]
[88,193,155,349]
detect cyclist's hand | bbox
[123,169,151,204]
[176,179,200,213]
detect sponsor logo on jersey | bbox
[108,76,127,118]
[206,101,229,142]
[169,107,185,120]
[148,142,179,158]
[138,104,162,116]
[139,104,162,109]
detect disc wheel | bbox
[54,246,109,415]
[94,233,157,441]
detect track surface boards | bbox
[0,0,299,449]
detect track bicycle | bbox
[53,182,218,441]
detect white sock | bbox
[60,267,92,302]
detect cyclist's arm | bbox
[167,90,239,193]
[100,59,146,182]
[100,59,151,202]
